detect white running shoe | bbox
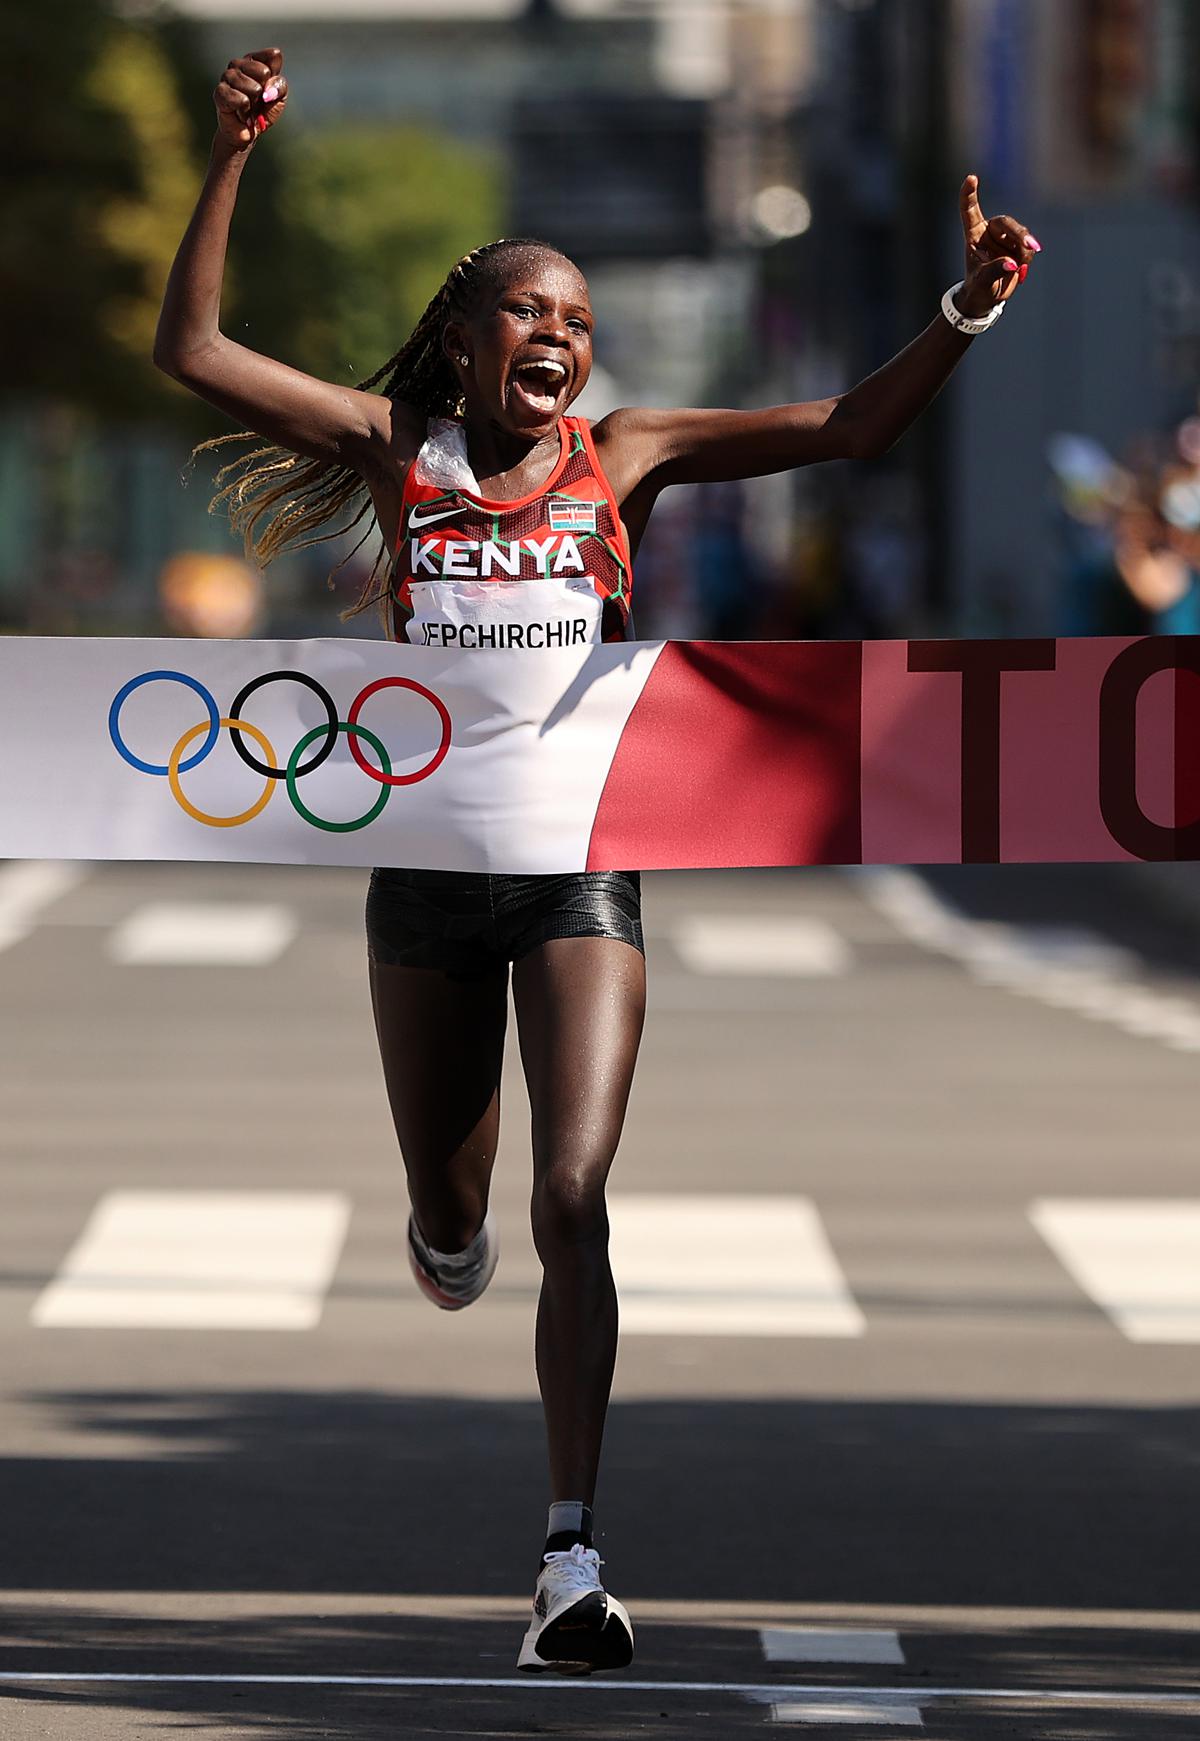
[406,1207,498,1311]
[517,1542,634,1675]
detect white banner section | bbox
[0,636,665,873]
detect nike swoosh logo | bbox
[407,502,461,533]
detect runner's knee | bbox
[531,1160,610,1258]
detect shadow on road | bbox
[3,1390,1200,1607]
[1,1392,1198,1737]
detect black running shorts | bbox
[366,868,644,980]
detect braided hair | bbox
[189,237,569,622]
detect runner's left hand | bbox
[956,174,1041,318]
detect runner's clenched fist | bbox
[213,47,287,151]
[956,173,1041,318]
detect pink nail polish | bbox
[263,84,279,102]
[1019,263,1029,283]
[1024,234,1042,252]
[1002,258,1018,273]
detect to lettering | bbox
[907,639,1057,863]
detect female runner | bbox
[154,46,1039,1676]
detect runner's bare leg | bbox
[369,961,507,1252]
[512,936,646,1503]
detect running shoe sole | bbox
[406,1211,497,1311]
[517,1590,635,1675]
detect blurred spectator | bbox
[1049,420,1200,635]
[158,552,264,638]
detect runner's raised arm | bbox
[593,175,1040,507]
[153,48,404,474]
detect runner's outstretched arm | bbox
[153,46,405,472]
[593,175,1039,495]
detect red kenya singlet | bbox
[391,416,634,648]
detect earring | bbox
[458,354,469,367]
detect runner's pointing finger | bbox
[959,173,987,247]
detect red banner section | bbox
[588,636,1199,870]
[588,641,863,870]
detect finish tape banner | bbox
[1,633,1198,871]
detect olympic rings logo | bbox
[109,669,451,832]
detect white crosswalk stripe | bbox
[760,1627,905,1664]
[31,1191,351,1330]
[671,913,852,977]
[108,902,297,965]
[25,1174,1200,1345]
[607,1195,865,1337]
[0,860,87,953]
[767,1698,923,1726]
[1030,1199,1200,1343]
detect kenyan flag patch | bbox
[548,498,598,533]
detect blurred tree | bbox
[0,1,206,422]
[84,24,205,411]
[275,124,501,388]
[1,6,499,420]
[0,6,500,627]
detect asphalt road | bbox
[1,859,1199,1739]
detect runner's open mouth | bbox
[510,359,570,416]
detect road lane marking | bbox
[671,914,852,977]
[2,1592,1196,1628]
[0,1675,1195,1712]
[108,902,297,965]
[768,1700,922,1726]
[760,1628,905,1664]
[0,860,87,953]
[608,1195,865,1337]
[1031,1199,1200,1342]
[861,868,1200,1052]
[31,1191,351,1330]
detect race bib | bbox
[406,575,603,651]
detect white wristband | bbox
[940,281,1006,336]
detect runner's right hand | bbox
[213,48,287,151]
